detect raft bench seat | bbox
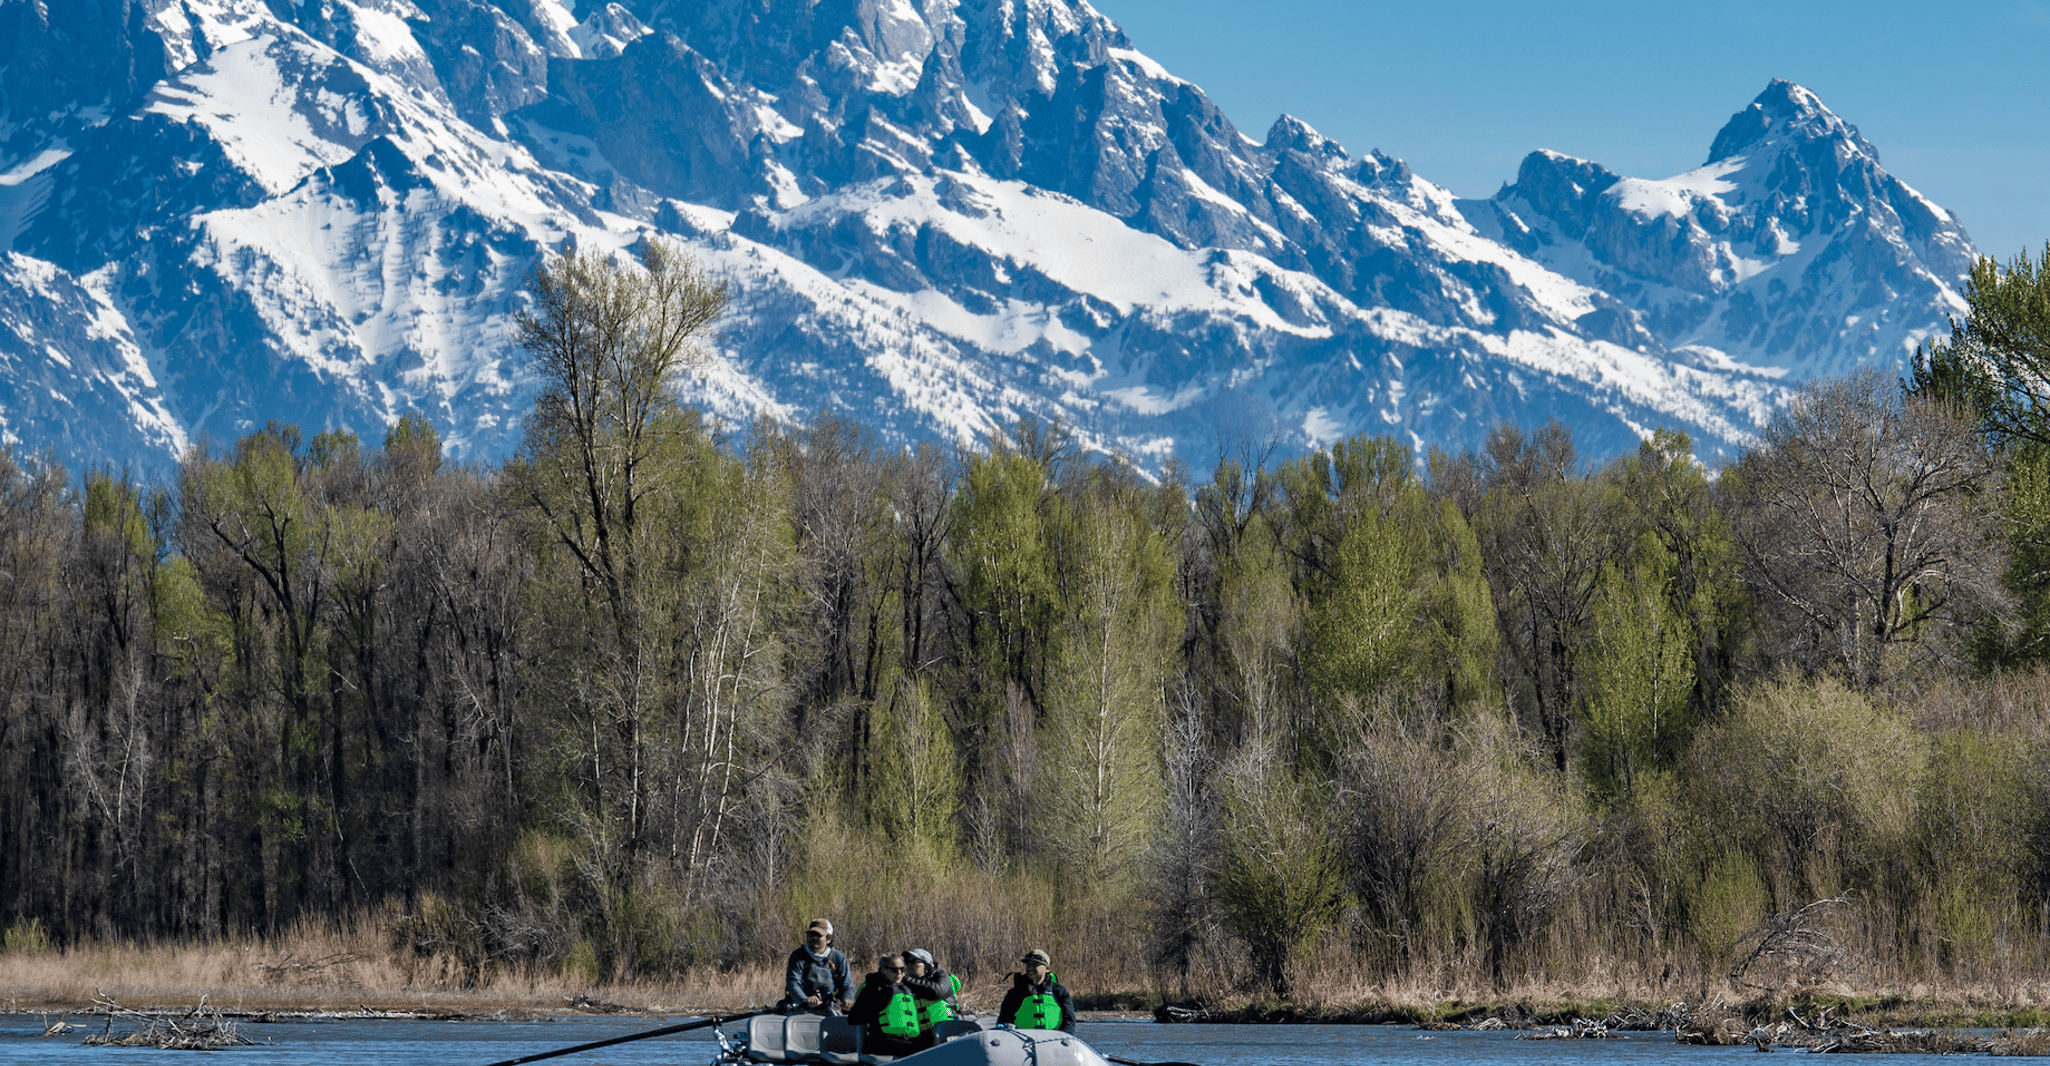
[744,1014,789,1062]
[765,1014,859,1065]
[742,1014,859,1065]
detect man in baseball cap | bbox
[998,948,1074,1032]
[779,918,853,1014]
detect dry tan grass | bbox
[0,912,786,1016]
[9,889,2050,1019]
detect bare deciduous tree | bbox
[1724,368,2009,684]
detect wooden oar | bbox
[1105,1054,1203,1066]
[480,1010,759,1066]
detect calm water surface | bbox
[0,1016,1984,1066]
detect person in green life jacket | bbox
[900,947,959,1049]
[996,948,1075,1033]
[848,953,924,1058]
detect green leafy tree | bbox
[1411,492,1500,715]
[1907,244,2050,449]
[1998,445,2050,661]
[1039,470,1179,902]
[1579,545,1695,803]
[182,424,377,928]
[1305,501,1417,710]
[865,673,962,861]
[511,237,727,641]
[948,448,1063,862]
[506,237,735,974]
[1609,429,1746,713]
[1192,452,1297,747]
[1213,736,1348,996]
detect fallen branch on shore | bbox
[1517,1018,1623,1040]
[80,993,257,1050]
[1677,1001,1994,1054]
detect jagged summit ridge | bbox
[0,2,1970,477]
[1471,79,1972,377]
[1706,78,1864,165]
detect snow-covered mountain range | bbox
[0,0,1977,476]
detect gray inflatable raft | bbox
[715,1014,1109,1066]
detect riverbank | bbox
[6,924,2047,1031]
[1128,994,2050,1032]
[7,965,2046,1034]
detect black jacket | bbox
[997,972,1076,1033]
[901,966,957,1008]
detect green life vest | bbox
[1015,973,1061,1029]
[880,989,921,1037]
[916,973,961,1030]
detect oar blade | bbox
[1105,1054,1204,1066]
[480,1011,756,1066]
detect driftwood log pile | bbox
[1677,1002,2035,1055]
[75,994,256,1050]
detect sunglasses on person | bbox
[882,965,904,973]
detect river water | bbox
[0,1015,1986,1066]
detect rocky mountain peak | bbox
[1475,79,1970,380]
[1495,150,1622,241]
[1706,77,1871,165]
[1264,114,1346,163]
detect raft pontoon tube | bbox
[716,1013,1109,1066]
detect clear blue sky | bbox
[1094,0,2050,264]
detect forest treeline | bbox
[6,242,2050,1000]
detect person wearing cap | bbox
[848,952,924,1058]
[900,947,960,1048]
[997,948,1075,1033]
[780,918,854,1014]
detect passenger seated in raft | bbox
[780,918,855,1015]
[849,952,925,1059]
[900,948,960,1050]
[996,948,1074,1033]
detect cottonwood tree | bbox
[1724,368,2008,685]
[1603,429,1745,718]
[1188,447,1295,749]
[507,237,734,972]
[947,446,1063,863]
[1475,422,1609,772]
[1578,548,1695,803]
[180,425,371,930]
[1039,466,1179,904]
[512,237,727,640]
